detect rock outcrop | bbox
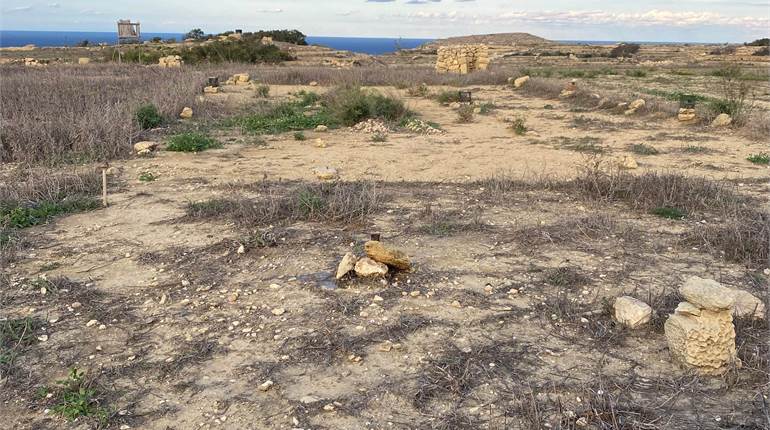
[158,55,183,68]
[677,108,696,122]
[711,113,732,127]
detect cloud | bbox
[5,5,33,13]
[255,8,283,13]
[406,0,441,3]
[390,9,769,29]
[366,0,396,2]
[337,10,357,16]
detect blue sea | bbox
[0,31,433,54]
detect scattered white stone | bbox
[86,319,98,327]
[271,308,286,316]
[259,380,274,391]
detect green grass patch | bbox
[234,99,335,135]
[509,117,527,135]
[1,197,100,229]
[166,133,222,152]
[52,368,109,425]
[371,132,388,142]
[651,206,685,220]
[256,84,270,98]
[477,102,495,115]
[747,153,770,165]
[682,145,711,154]
[625,69,648,78]
[1,317,41,373]
[630,143,659,155]
[293,131,306,141]
[325,86,409,126]
[138,172,156,182]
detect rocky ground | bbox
[1,68,769,429]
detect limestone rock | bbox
[203,86,219,94]
[675,302,701,316]
[629,99,646,110]
[309,81,319,86]
[559,89,576,98]
[513,75,530,89]
[179,107,193,119]
[134,141,158,154]
[619,156,638,170]
[665,307,736,374]
[77,57,90,65]
[364,241,410,270]
[315,125,328,132]
[354,257,388,277]
[680,276,735,311]
[613,296,652,328]
[677,108,696,122]
[336,253,357,280]
[233,73,250,84]
[730,289,765,319]
[158,55,183,68]
[313,166,338,180]
[711,113,732,127]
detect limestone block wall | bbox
[435,45,490,74]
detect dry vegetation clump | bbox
[0,64,208,163]
[186,181,382,225]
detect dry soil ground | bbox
[1,80,769,430]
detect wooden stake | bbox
[101,163,109,207]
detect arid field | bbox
[1,35,769,430]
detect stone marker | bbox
[677,108,696,122]
[664,276,738,375]
[513,75,530,89]
[179,107,193,119]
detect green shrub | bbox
[52,368,108,424]
[166,133,222,152]
[256,85,270,98]
[293,131,306,141]
[1,198,100,229]
[510,116,527,135]
[747,153,770,164]
[371,133,388,142]
[235,100,335,134]
[406,83,430,97]
[651,206,685,220]
[324,86,408,126]
[134,104,163,129]
[625,69,648,78]
[138,172,156,182]
[478,102,495,115]
[609,43,640,58]
[435,90,462,104]
[631,143,659,155]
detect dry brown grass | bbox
[0,64,209,164]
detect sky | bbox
[1,0,768,42]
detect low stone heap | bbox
[158,55,183,68]
[225,73,251,85]
[435,45,489,74]
[664,276,738,375]
[23,58,47,67]
[336,241,411,279]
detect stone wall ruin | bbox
[435,45,489,74]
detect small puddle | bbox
[296,270,337,290]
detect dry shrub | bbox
[516,77,563,99]
[186,181,382,225]
[0,167,101,204]
[0,64,209,163]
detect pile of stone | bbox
[677,108,696,122]
[134,141,158,155]
[559,80,577,98]
[624,99,646,115]
[613,276,764,375]
[336,241,411,279]
[23,58,47,67]
[224,73,251,85]
[352,119,390,134]
[435,45,490,74]
[158,55,183,68]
